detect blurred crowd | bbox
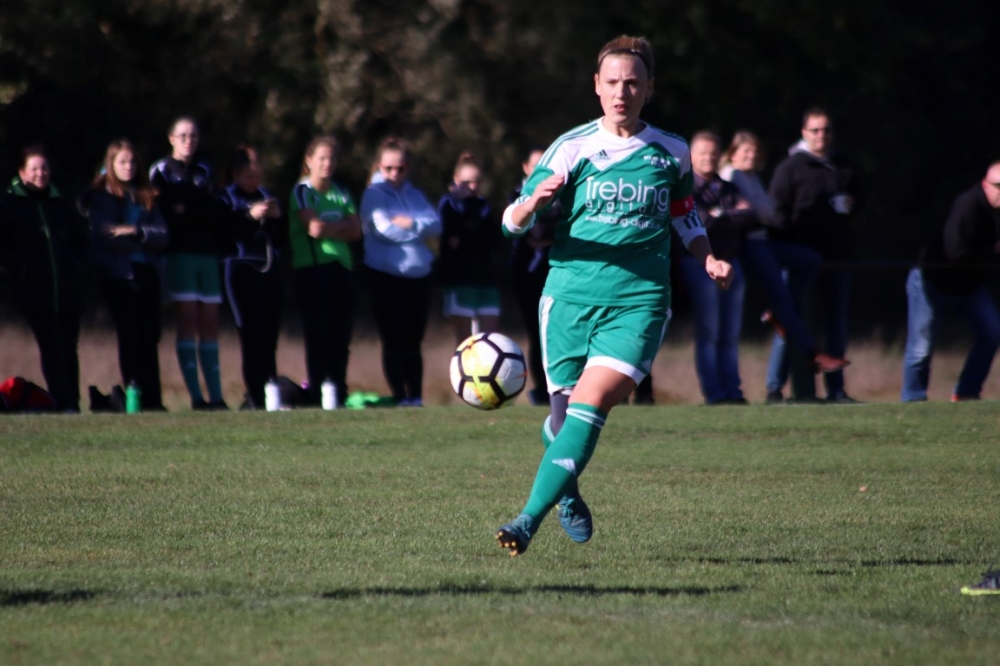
[1,109,998,413]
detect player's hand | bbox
[108,225,135,237]
[527,174,565,213]
[705,256,733,290]
[249,201,270,221]
[391,215,414,230]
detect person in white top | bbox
[359,137,442,407]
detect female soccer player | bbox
[150,117,229,410]
[438,152,500,344]
[288,137,360,408]
[220,145,287,410]
[495,35,733,556]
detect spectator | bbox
[438,152,500,344]
[0,145,87,412]
[288,137,360,407]
[87,139,169,410]
[360,137,441,407]
[150,116,229,410]
[769,108,862,403]
[902,161,1000,402]
[720,131,847,403]
[678,131,757,404]
[220,145,287,410]
[509,147,560,406]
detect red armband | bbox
[670,195,694,217]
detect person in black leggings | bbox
[87,139,169,410]
[219,145,286,410]
[359,138,441,406]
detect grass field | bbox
[3,402,1000,664]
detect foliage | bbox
[0,0,996,324]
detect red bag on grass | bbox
[0,376,57,412]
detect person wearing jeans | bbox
[720,130,847,403]
[678,131,758,404]
[902,161,1000,402]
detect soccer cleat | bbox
[495,514,536,557]
[951,393,980,403]
[813,353,850,374]
[557,493,593,543]
[961,569,1000,595]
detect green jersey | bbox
[508,120,704,307]
[288,179,355,270]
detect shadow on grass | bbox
[0,589,96,607]
[320,583,742,600]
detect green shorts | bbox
[539,295,671,393]
[166,252,222,304]
[443,286,501,318]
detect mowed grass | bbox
[2,403,1000,665]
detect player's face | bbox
[594,55,652,137]
[169,121,199,162]
[690,139,720,178]
[522,150,543,178]
[379,149,408,187]
[234,157,262,193]
[453,164,481,196]
[983,165,1000,209]
[731,142,758,172]
[112,149,136,184]
[19,156,50,190]
[307,145,335,180]
[802,115,832,156]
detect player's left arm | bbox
[669,161,732,290]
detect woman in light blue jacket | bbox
[360,137,441,406]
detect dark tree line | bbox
[1,0,996,332]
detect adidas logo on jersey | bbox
[591,150,610,162]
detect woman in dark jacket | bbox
[218,145,286,410]
[0,145,88,411]
[87,139,169,410]
[677,131,758,405]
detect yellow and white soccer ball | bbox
[450,332,527,409]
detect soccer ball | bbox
[450,333,527,409]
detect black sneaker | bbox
[765,391,784,404]
[961,569,1000,595]
[192,398,229,411]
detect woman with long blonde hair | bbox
[88,139,169,410]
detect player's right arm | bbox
[503,173,565,236]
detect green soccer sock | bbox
[176,339,203,402]
[541,413,580,500]
[198,341,223,402]
[523,403,607,522]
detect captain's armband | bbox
[670,197,706,250]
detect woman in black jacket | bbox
[0,145,88,411]
[87,139,169,410]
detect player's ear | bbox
[645,78,655,102]
[594,73,601,95]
